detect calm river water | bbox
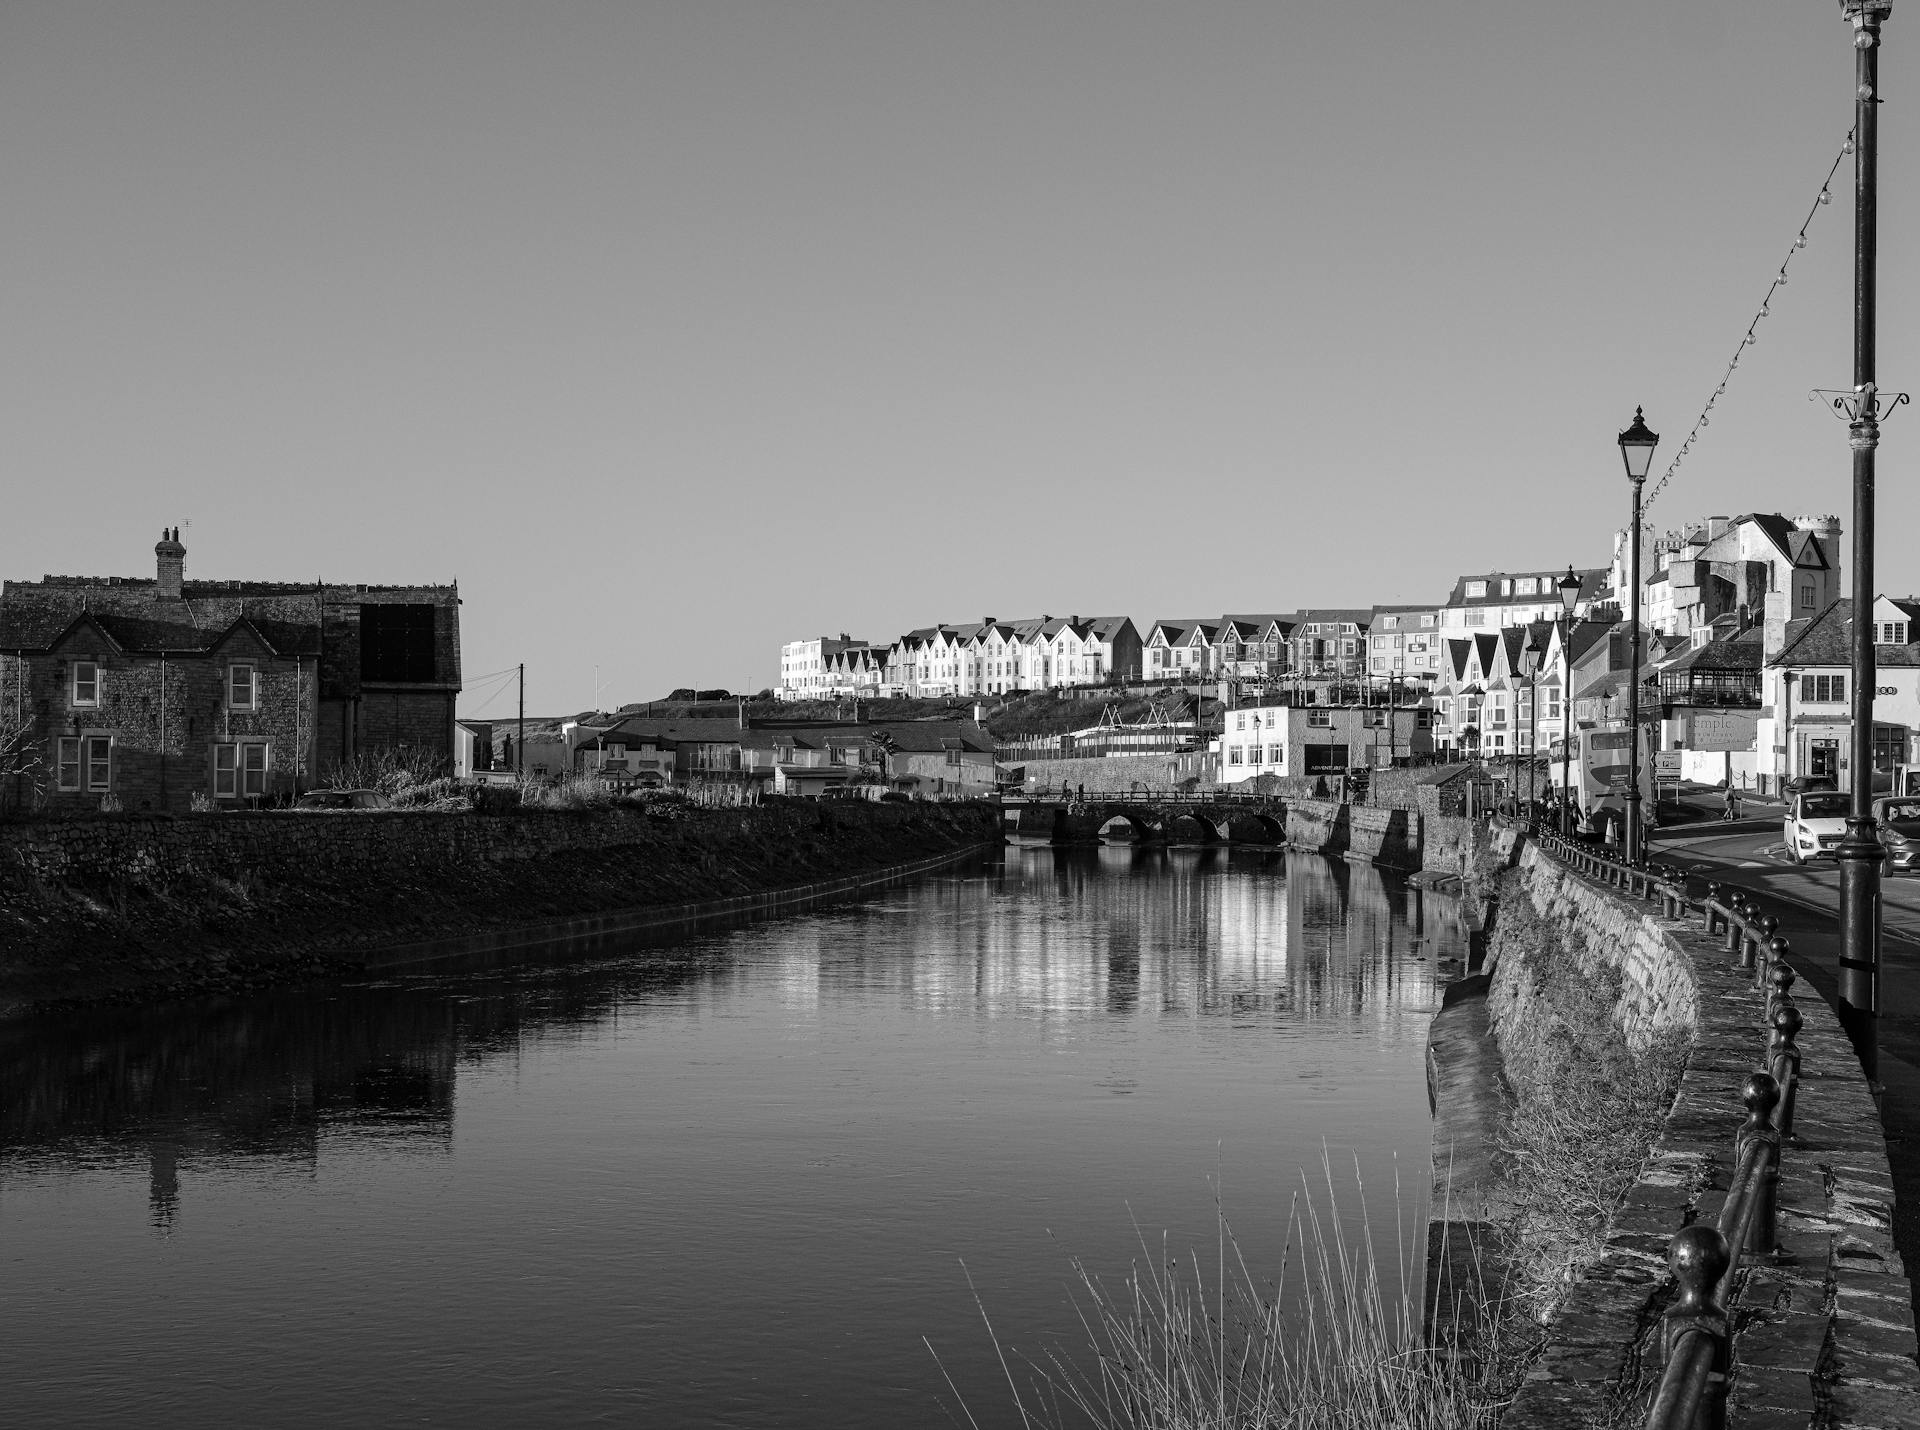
[1,844,1463,1428]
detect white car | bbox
[1784,790,1850,864]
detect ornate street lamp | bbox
[1557,565,1583,833]
[1618,408,1659,861]
[1835,0,1894,1087]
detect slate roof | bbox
[1768,599,1920,669]
[1442,568,1607,609]
[0,583,326,656]
[1661,626,1765,673]
[1294,608,1372,629]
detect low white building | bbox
[1758,596,1920,794]
[1216,701,1435,783]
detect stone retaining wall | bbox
[1495,844,1918,1429]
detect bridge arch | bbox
[1165,811,1225,844]
[1225,812,1285,845]
[1096,809,1157,841]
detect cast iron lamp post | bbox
[1618,408,1660,862]
[1835,0,1894,1086]
[1557,566,1583,833]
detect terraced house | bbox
[0,531,461,813]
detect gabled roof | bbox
[1473,632,1499,676]
[0,590,325,657]
[1444,639,1472,682]
[1763,598,1920,668]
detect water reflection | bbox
[0,846,1464,1430]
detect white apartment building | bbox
[1437,569,1609,636]
[778,635,864,701]
[1368,605,1441,681]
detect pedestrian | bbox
[1722,783,1740,823]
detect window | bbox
[214,743,238,797]
[1247,745,1262,766]
[1874,726,1904,770]
[1228,747,1243,765]
[1264,710,1275,727]
[1804,674,1847,703]
[57,737,81,791]
[85,735,112,792]
[1877,621,1908,645]
[1464,611,1487,627]
[1799,585,1814,610]
[1268,743,1282,764]
[1415,710,1433,729]
[71,661,99,707]
[1235,712,1245,730]
[360,603,438,682]
[1465,581,1486,598]
[1307,710,1332,727]
[228,662,257,710]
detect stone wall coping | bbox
[1500,842,1919,1430]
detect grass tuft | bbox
[960,1152,1506,1430]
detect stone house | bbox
[0,531,461,813]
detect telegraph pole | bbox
[517,663,525,776]
[1835,0,1893,1087]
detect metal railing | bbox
[1526,826,1808,1430]
[1527,823,1691,911]
[1006,788,1285,808]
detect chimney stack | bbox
[155,527,185,601]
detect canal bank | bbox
[1427,832,1920,1427]
[0,800,1001,1013]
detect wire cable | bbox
[1643,127,1856,516]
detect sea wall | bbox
[1483,844,1918,1428]
[0,801,1001,1012]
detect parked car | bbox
[1783,789,1850,864]
[1874,796,1920,873]
[1781,774,1838,799]
[294,788,391,810]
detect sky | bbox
[2,1,1915,715]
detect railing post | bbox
[1653,1224,1732,1430]
[1735,1072,1782,1256]
[1752,916,1779,988]
[1770,1004,1803,1140]
[1703,883,1722,934]
[1725,901,1744,955]
[1767,950,1795,1019]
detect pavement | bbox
[1647,791,1920,1295]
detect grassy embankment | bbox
[0,783,996,1010]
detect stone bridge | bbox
[1004,794,1424,870]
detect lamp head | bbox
[1557,565,1583,616]
[1618,406,1660,482]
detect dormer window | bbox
[71,661,100,708]
[1465,581,1487,598]
[1877,621,1908,645]
[228,662,257,710]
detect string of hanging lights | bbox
[1642,128,1857,516]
